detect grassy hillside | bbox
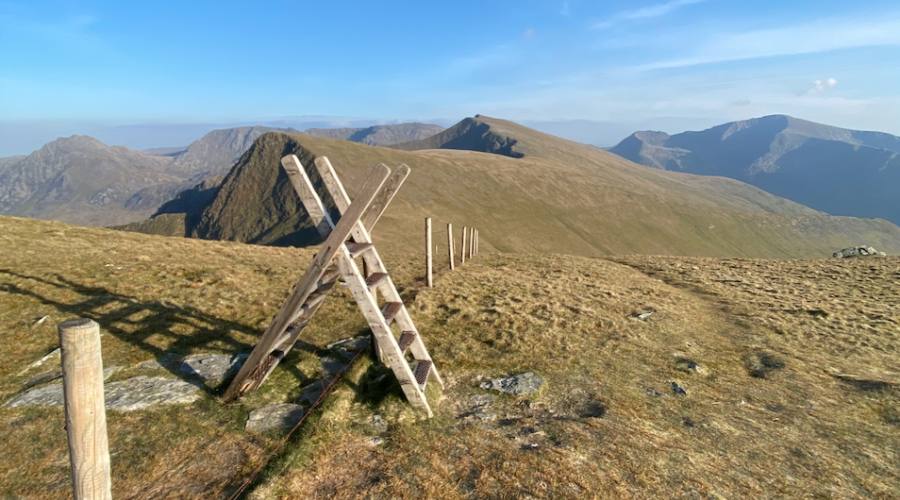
[2,215,898,499]
[123,116,900,258]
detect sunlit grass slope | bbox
[2,215,898,499]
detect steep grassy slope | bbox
[125,116,900,258]
[2,215,898,499]
[609,115,900,225]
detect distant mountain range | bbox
[608,115,900,225]
[303,123,444,146]
[0,123,444,226]
[117,115,900,258]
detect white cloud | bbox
[635,16,900,70]
[807,77,838,94]
[594,0,707,29]
[523,28,535,40]
[560,1,570,16]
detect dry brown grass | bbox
[2,215,899,499]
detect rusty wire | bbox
[226,349,363,500]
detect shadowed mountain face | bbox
[609,115,900,225]
[118,116,900,258]
[303,123,444,146]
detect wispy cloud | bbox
[594,0,707,29]
[636,16,900,70]
[806,77,837,95]
[560,1,570,16]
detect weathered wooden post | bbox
[461,226,467,264]
[425,218,433,287]
[58,318,112,500]
[447,223,455,270]
[469,227,475,259]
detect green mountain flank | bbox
[609,114,900,225]
[119,115,900,258]
[303,122,445,146]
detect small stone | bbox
[372,415,388,432]
[671,382,687,396]
[635,312,654,320]
[474,410,497,422]
[367,437,385,447]
[642,386,666,397]
[687,362,702,374]
[180,353,248,380]
[246,404,305,433]
[480,372,543,395]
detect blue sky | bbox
[2,0,900,155]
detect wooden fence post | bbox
[59,318,112,500]
[469,227,475,259]
[447,223,455,270]
[461,227,467,264]
[425,218,433,287]
[475,229,478,255]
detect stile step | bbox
[365,272,389,291]
[345,242,373,259]
[320,265,340,284]
[414,360,432,389]
[304,291,328,309]
[381,302,403,325]
[397,331,417,353]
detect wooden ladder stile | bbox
[222,159,390,402]
[223,154,443,417]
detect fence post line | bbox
[448,223,455,270]
[59,318,112,500]
[425,218,433,287]
[461,227,467,264]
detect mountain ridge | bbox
[609,115,900,224]
[119,115,900,258]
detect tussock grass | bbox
[2,215,899,498]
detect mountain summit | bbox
[609,115,900,224]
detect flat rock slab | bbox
[180,353,248,380]
[138,353,179,370]
[105,376,202,411]
[24,365,123,389]
[246,404,306,433]
[480,372,544,395]
[6,376,201,411]
[320,357,347,376]
[298,378,333,405]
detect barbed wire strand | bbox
[226,349,363,500]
